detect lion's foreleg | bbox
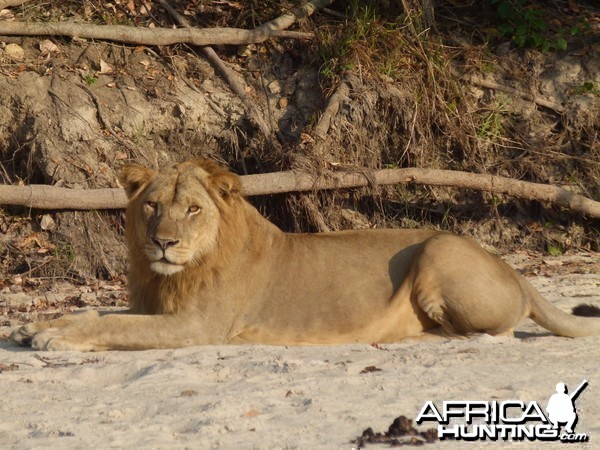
[10,310,102,347]
[24,313,214,351]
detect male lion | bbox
[10,159,600,351]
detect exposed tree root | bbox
[2,167,598,218]
[313,78,351,140]
[300,195,331,232]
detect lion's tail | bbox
[522,278,600,337]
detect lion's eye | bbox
[146,201,157,209]
[188,205,201,214]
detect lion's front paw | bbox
[31,329,95,352]
[10,311,102,351]
[10,323,45,347]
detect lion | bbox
[10,159,600,351]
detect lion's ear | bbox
[211,172,242,203]
[118,164,154,199]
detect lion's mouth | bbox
[158,257,177,265]
[150,258,185,275]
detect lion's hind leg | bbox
[413,289,471,338]
[408,234,527,339]
[413,284,519,339]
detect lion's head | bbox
[118,159,242,276]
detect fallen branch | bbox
[0,20,312,47]
[0,0,326,47]
[1,168,599,218]
[467,75,564,113]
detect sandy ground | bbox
[0,254,599,449]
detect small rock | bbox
[268,80,283,95]
[4,43,25,61]
[9,284,23,294]
[40,214,56,231]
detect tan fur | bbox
[10,159,600,351]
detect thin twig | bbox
[467,75,564,113]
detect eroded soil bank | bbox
[1,1,598,280]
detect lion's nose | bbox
[153,237,179,251]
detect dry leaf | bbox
[360,366,382,374]
[39,39,59,55]
[299,133,314,145]
[0,363,19,373]
[126,0,136,15]
[568,0,580,13]
[139,60,150,67]
[99,59,113,74]
[180,390,198,397]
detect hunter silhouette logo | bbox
[416,380,590,442]
[546,380,588,435]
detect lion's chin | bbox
[150,260,185,276]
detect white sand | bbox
[1,268,599,449]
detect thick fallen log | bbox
[0,21,312,46]
[1,168,599,218]
[0,0,333,46]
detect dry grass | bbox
[277,1,598,251]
